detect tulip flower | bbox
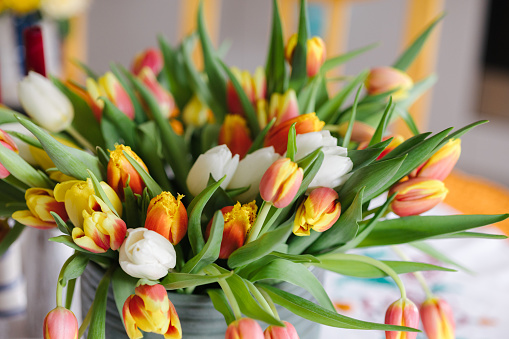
[268,89,299,126]
[285,34,326,77]
[107,144,148,200]
[256,98,269,129]
[182,95,214,127]
[86,72,135,120]
[205,202,257,259]
[12,188,68,230]
[131,47,164,76]
[71,195,127,253]
[337,121,376,143]
[186,145,239,197]
[294,187,341,236]
[385,298,419,339]
[411,138,461,181]
[226,318,264,339]
[137,66,177,119]
[226,67,266,115]
[389,178,448,217]
[123,284,181,339]
[264,321,300,339]
[0,128,19,178]
[228,146,281,203]
[145,191,188,245]
[218,114,252,159]
[54,178,122,228]
[365,67,413,101]
[265,113,325,155]
[43,306,79,339]
[260,158,303,208]
[420,296,455,339]
[18,71,74,133]
[119,228,177,280]
[358,135,405,160]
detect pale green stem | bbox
[203,265,242,320]
[65,279,77,309]
[247,283,274,317]
[56,254,77,307]
[66,125,95,153]
[78,301,93,338]
[258,287,279,320]
[391,245,434,299]
[246,202,272,243]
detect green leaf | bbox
[0,107,24,124]
[248,118,276,154]
[49,235,116,259]
[359,214,509,247]
[432,231,507,240]
[86,169,120,217]
[347,148,384,172]
[51,211,72,235]
[287,231,321,255]
[393,14,444,71]
[289,0,310,91]
[286,123,297,161]
[5,131,42,148]
[73,59,99,79]
[60,254,89,286]
[342,85,363,147]
[181,211,224,274]
[322,44,378,73]
[397,74,437,111]
[259,284,418,331]
[298,75,322,114]
[123,150,163,199]
[265,0,287,96]
[112,267,138,324]
[409,241,472,273]
[110,63,147,124]
[369,97,394,146]
[0,222,25,257]
[383,132,431,159]
[435,120,488,150]
[101,98,137,147]
[394,107,420,136]
[87,267,114,339]
[162,271,232,290]
[207,289,236,325]
[123,186,140,229]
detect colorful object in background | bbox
[420,297,455,339]
[43,306,79,339]
[131,48,164,76]
[384,298,419,339]
[23,25,46,76]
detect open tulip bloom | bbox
[0,1,507,338]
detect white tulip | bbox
[228,146,281,202]
[293,130,347,161]
[40,0,90,19]
[0,123,37,165]
[18,71,74,133]
[186,144,239,196]
[119,228,176,280]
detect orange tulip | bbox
[294,187,341,236]
[12,188,68,230]
[420,297,455,339]
[385,298,419,339]
[218,114,252,159]
[43,307,78,339]
[131,47,164,76]
[145,191,188,245]
[226,67,266,116]
[285,34,326,77]
[260,158,303,208]
[225,318,264,339]
[389,178,448,217]
[107,144,148,200]
[0,128,19,178]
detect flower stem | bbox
[247,282,274,317]
[66,125,96,153]
[258,287,279,320]
[204,265,242,320]
[246,202,272,243]
[391,245,434,299]
[65,278,77,309]
[56,254,77,307]
[78,300,93,338]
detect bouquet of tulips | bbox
[0,0,507,338]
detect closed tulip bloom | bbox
[43,306,78,339]
[285,34,326,77]
[264,321,300,339]
[358,135,405,160]
[145,191,188,245]
[385,298,419,339]
[219,114,252,159]
[268,89,299,126]
[420,297,455,339]
[365,67,413,101]
[123,284,181,339]
[206,202,257,259]
[260,158,303,208]
[186,145,239,197]
[119,228,177,280]
[86,72,135,120]
[226,318,264,339]
[294,187,341,236]
[138,66,177,119]
[337,121,376,143]
[131,47,164,76]
[12,188,68,230]
[228,146,281,203]
[107,144,148,200]
[54,178,122,228]
[0,128,19,178]
[227,67,266,115]
[412,139,461,181]
[265,113,325,155]
[18,71,74,133]
[389,178,448,217]
[182,95,214,127]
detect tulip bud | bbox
[138,66,177,119]
[131,48,164,76]
[219,114,252,159]
[285,34,326,77]
[420,297,455,339]
[182,95,214,127]
[86,72,135,120]
[18,71,74,133]
[12,188,68,230]
[337,121,376,143]
[358,135,405,160]
[264,321,300,339]
[260,158,303,208]
[72,195,127,253]
[294,187,341,236]
[0,128,19,179]
[264,113,325,155]
[123,284,182,339]
[227,67,266,116]
[385,298,419,339]
[107,144,148,200]
[205,202,257,259]
[365,67,413,101]
[412,139,461,181]
[226,318,264,339]
[43,306,79,339]
[268,89,299,126]
[145,191,188,245]
[389,178,448,217]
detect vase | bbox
[81,262,323,338]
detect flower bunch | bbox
[0,1,505,338]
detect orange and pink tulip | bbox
[123,284,182,339]
[260,158,303,208]
[268,89,299,126]
[43,306,78,339]
[86,72,135,120]
[107,144,148,200]
[12,188,68,230]
[137,66,177,119]
[420,297,455,339]
[389,178,448,217]
[0,128,19,178]
[218,114,253,159]
[145,191,188,245]
[226,67,266,116]
[385,298,419,339]
[131,47,164,76]
[285,34,326,77]
[225,318,264,339]
[293,187,341,236]
[365,67,413,101]
[411,139,461,181]
[264,321,300,339]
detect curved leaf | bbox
[162,271,232,290]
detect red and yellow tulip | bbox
[86,72,135,120]
[218,114,252,159]
[420,297,455,339]
[12,188,68,230]
[385,298,419,339]
[137,66,177,119]
[107,144,148,200]
[0,128,19,178]
[268,89,299,126]
[260,158,303,208]
[145,191,188,245]
[43,306,78,339]
[226,67,266,116]
[264,321,300,339]
[365,67,413,101]
[131,48,164,76]
[285,34,326,77]
[225,318,264,339]
[389,178,448,217]
[294,187,341,236]
[411,139,461,181]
